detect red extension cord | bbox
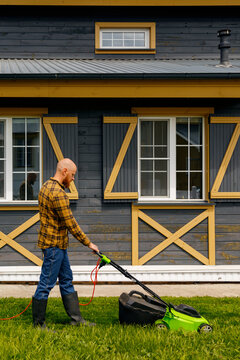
[0,257,101,321]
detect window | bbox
[0,117,41,202]
[101,29,149,49]
[95,22,156,54]
[138,117,204,201]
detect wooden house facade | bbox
[0,0,239,282]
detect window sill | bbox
[95,48,156,54]
[0,202,38,210]
[135,201,213,206]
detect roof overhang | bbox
[1,59,240,98]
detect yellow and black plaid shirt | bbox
[38,178,90,249]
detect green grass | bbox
[0,296,239,360]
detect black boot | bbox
[32,297,48,328]
[61,291,95,326]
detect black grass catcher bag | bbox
[119,290,167,325]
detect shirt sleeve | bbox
[52,190,91,246]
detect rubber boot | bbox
[61,291,95,326]
[32,297,48,328]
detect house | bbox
[0,0,239,283]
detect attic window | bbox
[95,22,156,54]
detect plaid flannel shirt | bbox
[38,178,90,249]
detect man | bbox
[32,158,99,327]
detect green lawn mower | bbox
[96,252,213,333]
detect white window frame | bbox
[100,28,150,49]
[138,116,205,202]
[0,117,42,204]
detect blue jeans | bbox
[34,247,75,300]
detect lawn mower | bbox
[95,252,213,333]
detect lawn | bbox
[0,296,239,360]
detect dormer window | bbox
[95,22,156,54]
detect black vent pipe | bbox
[217,29,231,67]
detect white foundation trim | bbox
[0,265,240,282]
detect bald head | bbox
[56,158,77,173]
[53,158,77,188]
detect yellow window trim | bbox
[95,22,156,54]
[0,1,239,6]
[210,116,240,198]
[104,116,138,200]
[132,204,215,266]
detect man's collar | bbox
[50,177,65,189]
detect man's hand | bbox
[88,242,99,253]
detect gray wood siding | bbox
[0,7,239,59]
[0,99,240,267]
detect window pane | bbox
[141,121,153,145]
[13,118,25,146]
[23,173,38,200]
[0,147,4,158]
[190,173,202,199]
[155,146,167,158]
[13,173,25,200]
[135,40,145,47]
[176,172,188,199]
[135,32,145,40]
[102,32,112,40]
[141,147,153,158]
[155,172,167,196]
[141,160,153,171]
[141,172,153,196]
[124,32,134,39]
[0,121,4,146]
[124,40,134,47]
[113,32,123,40]
[190,146,202,170]
[176,118,188,145]
[190,118,202,145]
[155,160,167,171]
[0,160,4,172]
[13,147,25,171]
[27,118,40,146]
[113,40,123,47]
[177,146,188,171]
[27,147,39,171]
[155,121,167,145]
[102,40,112,47]
[0,173,4,197]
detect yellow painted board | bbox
[138,210,209,265]
[210,117,240,123]
[0,231,42,266]
[137,209,209,265]
[43,117,78,124]
[1,79,240,98]
[104,117,137,124]
[0,1,240,6]
[0,108,48,116]
[132,107,214,116]
[104,192,138,199]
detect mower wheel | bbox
[198,324,213,333]
[156,323,168,331]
